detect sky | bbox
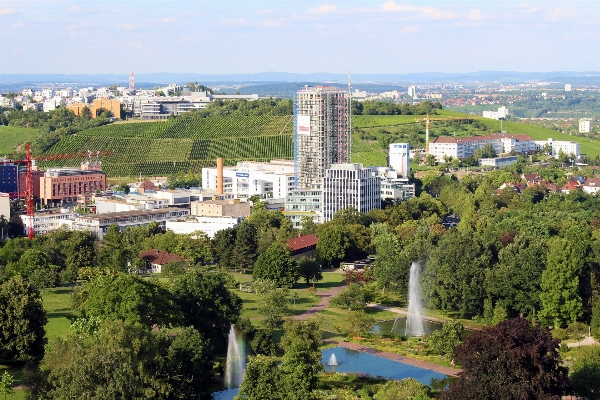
[0,0,599,75]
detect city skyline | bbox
[1,0,599,75]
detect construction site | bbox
[294,86,351,189]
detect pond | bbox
[372,318,443,337]
[212,346,448,399]
[321,347,446,384]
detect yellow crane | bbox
[415,114,476,156]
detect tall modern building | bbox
[294,86,351,189]
[322,163,380,222]
[389,143,410,178]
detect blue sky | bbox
[0,0,598,74]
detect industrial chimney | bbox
[216,157,224,195]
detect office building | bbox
[0,193,9,221]
[565,84,572,92]
[322,163,380,222]
[389,143,410,178]
[0,164,18,194]
[190,198,251,218]
[41,168,106,205]
[283,184,323,228]
[294,86,351,188]
[408,86,417,98]
[534,138,580,159]
[483,106,507,120]
[580,119,591,133]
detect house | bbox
[583,178,600,194]
[136,180,159,194]
[522,173,542,184]
[287,234,318,260]
[561,178,582,194]
[138,249,185,273]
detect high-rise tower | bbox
[294,86,351,189]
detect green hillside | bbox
[39,116,294,177]
[0,126,43,155]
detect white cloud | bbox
[418,6,457,20]
[466,9,486,21]
[117,23,143,30]
[11,21,24,28]
[67,5,81,13]
[308,4,338,15]
[544,8,577,21]
[0,8,18,15]
[160,16,177,24]
[382,2,415,12]
[261,19,282,28]
[257,9,272,15]
[222,19,248,27]
[518,3,542,14]
[400,25,420,33]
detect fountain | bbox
[225,324,246,389]
[327,353,338,366]
[405,261,424,337]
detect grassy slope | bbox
[0,126,42,155]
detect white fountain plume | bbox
[328,353,338,366]
[225,324,246,389]
[405,261,424,337]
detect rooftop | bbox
[288,234,318,251]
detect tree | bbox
[73,273,181,329]
[299,216,317,236]
[258,287,290,329]
[345,310,375,337]
[279,319,323,399]
[592,298,600,340]
[539,238,584,327]
[316,224,350,267]
[373,378,433,400]
[429,319,465,356]
[571,345,600,400]
[172,270,242,352]
[41,320,214,400]
[232,222,258,272]
[331,283,371,311]
[297,257,322,286]
[235,355,284,400]
[441,318,570,400]
[0,276,47,364]
[0,371,14,400]
[371,223,405,293]
[253,244,299,288]
[213,227,236,268]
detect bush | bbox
[429,320,465,356]
[250,329,279,356]
[551,327,568,341]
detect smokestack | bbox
[216,158,223,195]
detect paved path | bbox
[367,303,448,325]
[329,340,462,377]
[294,283,347,320]
[567,336,599,348]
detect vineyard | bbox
[39,116,294,177]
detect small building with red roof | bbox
[287,234,318,260]
[139,249,185,273]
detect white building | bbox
[166,216,241,238]
[565,84,573,92]
[322,163,380,222]
[71,209,189,239]
[479,156,518,169]
[367,167,415,202]
[21,210,78,236]
[95,195,170,214]
[389,143,410,178]
[283,184,323,228]
[408,86,417,98]
[579,119,591,133]
[429,134,536,161]
[483,106,507,120]
[534,138,580,159]
[202,159,295,198]
[0,193,10,222]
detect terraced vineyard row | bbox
[76,115,293,139]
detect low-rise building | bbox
[479,156,518,169]
[190,199,251,218]
[534,138,580,159]
[202,159,295,198]
[21,210,77,236]
[41,167,106,206]
[429,134,536,161]
[166,216,241,238]
[288,234,318,260]
[0,193,10,221]
[71,208,189,239]
[483,106,507,120]
[139,249,185,273]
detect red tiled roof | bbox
[287,234,318,251]
[139,249,185,265]
[138,180,159,190]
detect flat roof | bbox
[77,209,183,220]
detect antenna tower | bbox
[129,71,135,90]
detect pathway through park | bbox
[294,282,347,321]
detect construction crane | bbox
[415,114,475,156]
[0,144,113,239]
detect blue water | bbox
[212,347,447,399]
[321,347,446,385]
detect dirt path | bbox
[294,283,348,320]
[567,336,599,348]
[331,340,462,377]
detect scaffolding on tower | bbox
[129,71,135,90]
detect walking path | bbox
[567,336,599,348]
[294,283,347,320]
[367,303,448,325]
[328,340,462,377]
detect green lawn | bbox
[352,115,422,128]
[0,126,43,155]
[41,287,76,339]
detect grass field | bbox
[41,287,75,338]
[0,126,42,155]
